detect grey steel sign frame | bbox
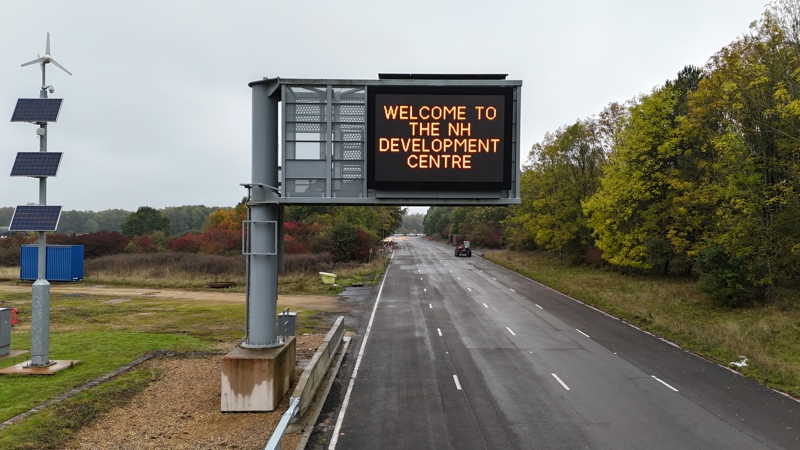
[243,75,521,349]
[256,76,522,206]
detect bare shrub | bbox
[85,252,245,282]
[282,252,334,274]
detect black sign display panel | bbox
[367,86,513,191]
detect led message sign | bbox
[367,86,513,191]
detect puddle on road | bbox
[338,284,375,330]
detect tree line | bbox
[0,202,403,266]
[427,1,800,306]
[0,205,220,236]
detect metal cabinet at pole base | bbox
[20,244,84,282]
[0,308,10,357]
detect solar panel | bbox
[10,98,63,122]
[9,205,62,232]
[10,152,63,177]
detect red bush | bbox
[129,235,156,253]
[48,231,131,258]
[284,234,310,254]
[353,229,376,262]
[168,233,203,253]
[198,227,241,255]
[0,234,36,266]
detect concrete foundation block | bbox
[220,337,296,412]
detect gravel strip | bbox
[0,351,191,432]
[61,335,326,450]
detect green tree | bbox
[56,210,92,234]
[505,119,606,260]
[687,3,800,300]
[83,218,100,233]
[585,67,704,273]
[121,206,170,237]
[162,205,216,235]
[94,209,131,232]
[423,207,452,237]
[399,213,425,233]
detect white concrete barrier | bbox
[290,316,345,416]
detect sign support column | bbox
[220,79,295,412]
[243,81,280,348]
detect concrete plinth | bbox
[221,337,295,412]
[0,359,80,375]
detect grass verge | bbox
[484,250,800,398]
[0,283,373,445]
[0,368,158,450]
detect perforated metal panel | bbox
[282,85,366,199]
[270,78,522,205]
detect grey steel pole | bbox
[30,77,52,367]
[243,82,280,348]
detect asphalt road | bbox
[316,237,799,449]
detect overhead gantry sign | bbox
[270,74,522,205]
[368,85,513,192]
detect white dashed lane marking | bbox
[652,375,679,392]
[552,373,570,391]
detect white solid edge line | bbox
[652,375,679,392]
[329,252,392,449]
[552,373,570,390]
[506,327,516,336]
[437,328,442,336]
[576,329,590,338]
[453,374,462,390]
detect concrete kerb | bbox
[290,336,350,450]
[288,316,345,424]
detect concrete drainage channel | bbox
[266,315,349,450]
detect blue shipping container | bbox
[20,245,84,282]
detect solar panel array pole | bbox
[30,71,52,367]
[242,82,280,348]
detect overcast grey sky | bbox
[0,1,767,215]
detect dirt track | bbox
[0,282,346,311]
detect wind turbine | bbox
[21,32,72,98]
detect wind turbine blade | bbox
[50,58,72,76]
[21,57,46,67]
[46,32,50,55]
